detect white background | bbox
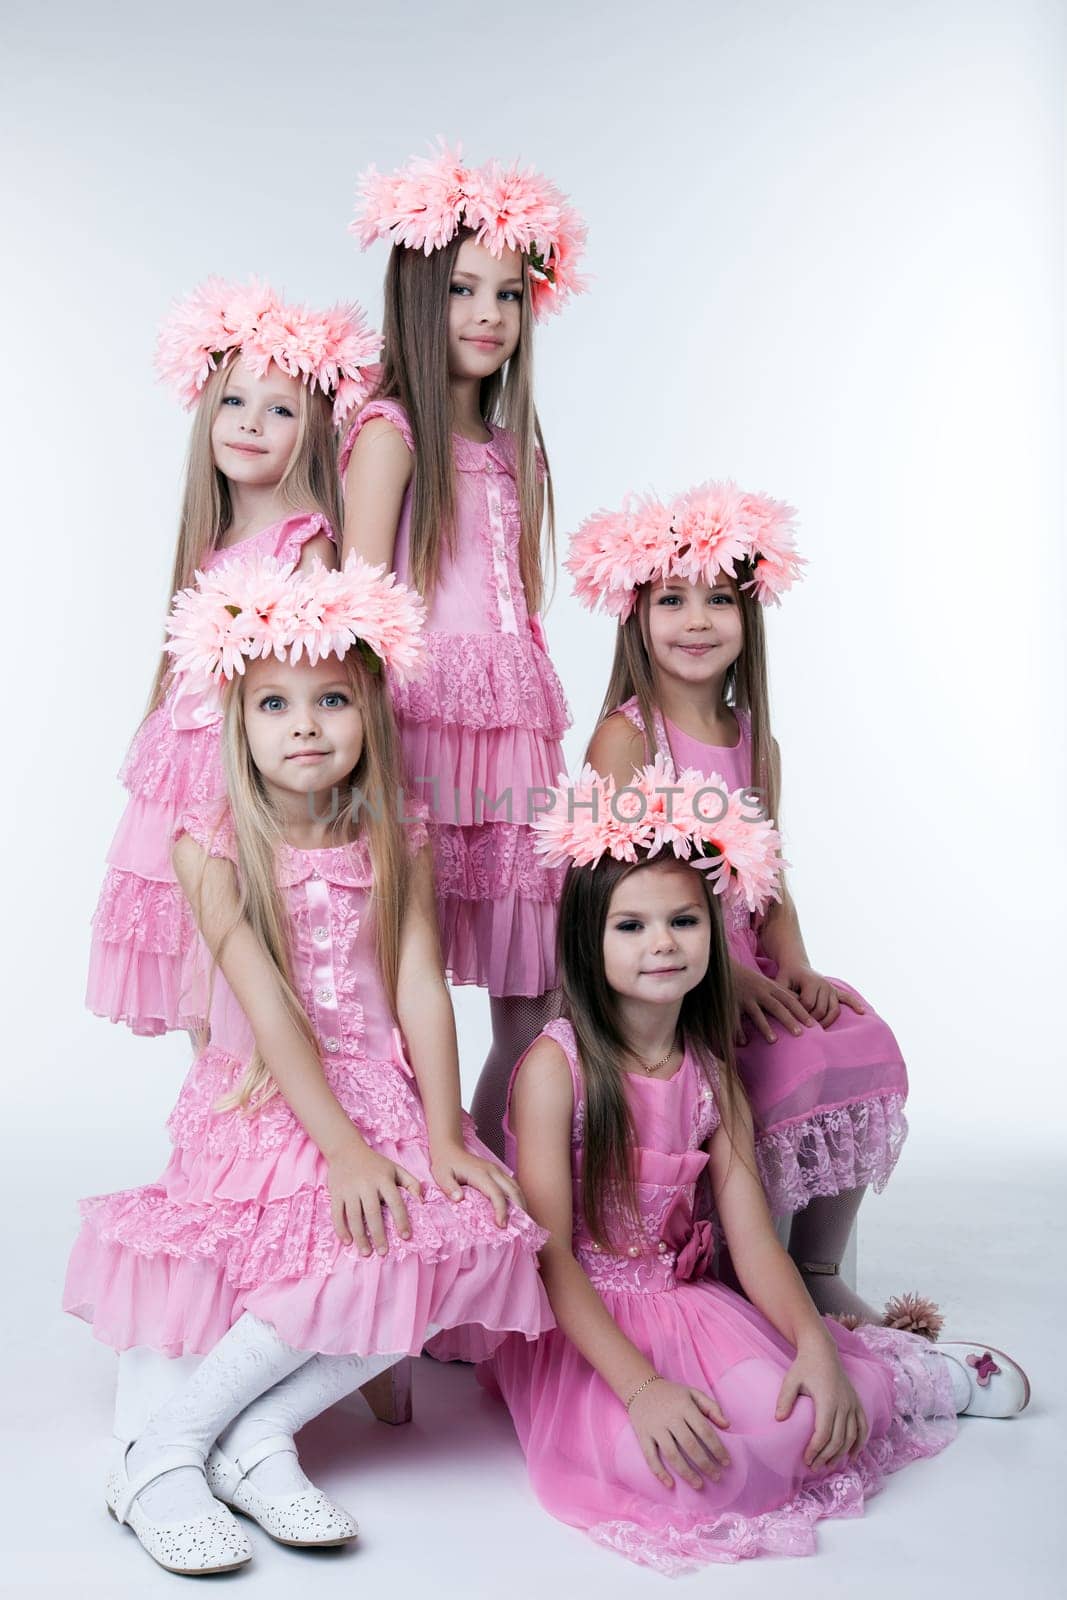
[2,1,1064,1596]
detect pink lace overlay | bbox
[485,1020,954,1573]
[392,631,569,734]
[430,822,565,902]
[342,398,569,997]
[756,1093,909,1216]
[70,797,551,1356]
[88,512,336,1036]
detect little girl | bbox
[65,557,552,1575]
[343,143,587,1150]
[573,484,915,1324]
[86,276,380,1037]
[485,766,1028,1574]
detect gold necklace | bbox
[632,1036,678,1076]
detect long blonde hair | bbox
[593,571,779,824]
[189,649,413,1114]
[372,229,554,608]
[146,362,342,716]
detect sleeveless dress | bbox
[65,802,553,1358]
[86,511,334,1037]
[339,402,570,998]
[616,698,908,1216]
[484,1019,955,1574]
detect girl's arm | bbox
[756,740,864,1027]
[341,418,414,570]
[583,710,647,779]
[395,846,524,1224]
[173,833,422,1255]
[709,1087,869,1466]
[512,1040,731,1490]
[296,532,338,573]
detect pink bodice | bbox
[179,806,424,1072]
[339,401,568,740]
[511,1020,721,1297]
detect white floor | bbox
[8,1136,1064,1599]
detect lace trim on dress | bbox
[755,1092,909,1214]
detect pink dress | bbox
[339,402,570,998]
[86,512,335,1037]
[485,1019,955,1574]
[617,698,908,1216]
[66,802,553,1358]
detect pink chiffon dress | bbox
[339,402,570,998]
[86,512,335,1037]
[484,1019,955,1574]
[616,698,908,1216]
[66,801,552,1359]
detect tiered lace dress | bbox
[66,802,553,1358]
[86,512,334,1036]
[616,699,908,1216]
[484,1019,954,1574]
[340,402,569,997]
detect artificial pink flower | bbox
[350,142,588,323]
[532,765,783,914]
[165,553,426,688]
[154,277,381,413]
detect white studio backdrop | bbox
[0,0,1063,1199]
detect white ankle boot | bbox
[206,1435,358,1547]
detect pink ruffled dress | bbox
[66,802,553,1358]
[339,402,570,997]
[617,698,908,1215]
[86,512,335,1037]
[484,1019,955,1575]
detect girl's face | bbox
[602,860,712,1008]
[210,355,303,487]
[447,237,523,381]
[242,654,364,801]
[645,576,745,689]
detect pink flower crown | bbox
[566,481,806,621]
[165,552,427,688]
[533,757,783,914]
[155,276,383,425]
[350,140,588,321]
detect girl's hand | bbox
[628,1379,732,1490]
[430,1143,526,1226]
[774,963,866,1029]
[776,1341,870,1469]
[327,1141,423,1256]
[732,962,814,1045]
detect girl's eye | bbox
[656,594,681,607]
[320,692,349,709]
[259,695,285,712]
[710,593,734,606]
[672,915,699,928]
[615,919,643,933]
[221,395,242,407]
[499,289,522,302]
[449,283,472,296]
[269,405,294,418]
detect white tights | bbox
[126,1314,411,1521]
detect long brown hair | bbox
[557,855,743,1247]
[188,649,413,1114]
[593,569,779,823]
[145,363,342,716]
[372,229,554,608]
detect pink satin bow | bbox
[169,676,223,732]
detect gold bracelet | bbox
[625,1373,661,1411]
